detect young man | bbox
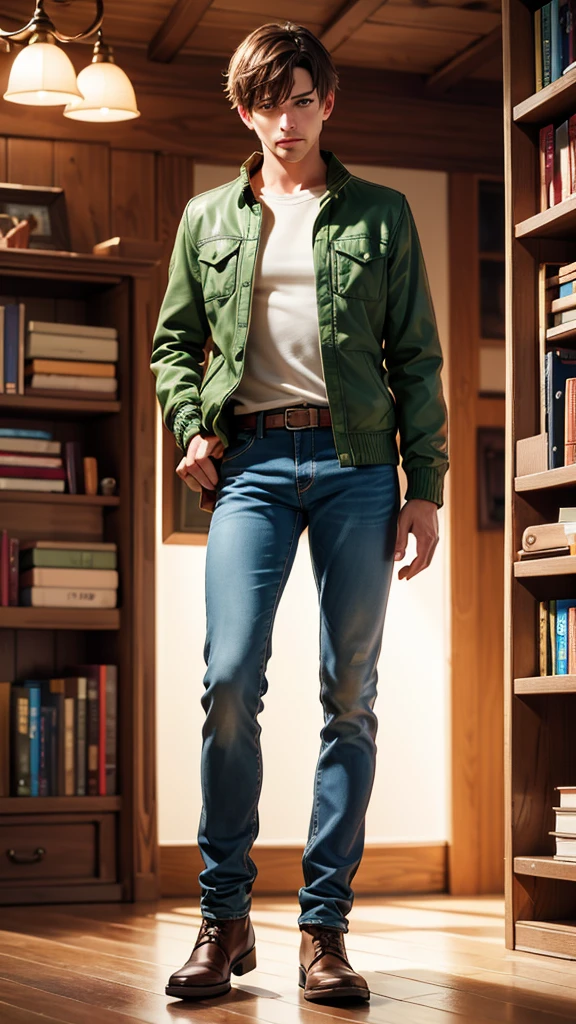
[151,21,449,1005]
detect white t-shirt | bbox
[232,184,330,415]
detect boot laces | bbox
[199,919,227,945]
[311,927,346,960]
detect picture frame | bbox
[0,182,71,251]
[477,426,505,530]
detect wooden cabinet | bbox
[0,249,158,905]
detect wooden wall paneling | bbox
[449,172,482,894]
[14,630,54,679]
[6,138,53,186]
[0,136,6,179]
[111,150,156,241]
[54,142,111,254]
[0,48,503,175]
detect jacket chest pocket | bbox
[331,236,387,301]
[198,236,243,302]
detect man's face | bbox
[237,66,334,163]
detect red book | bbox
[0,465,66,480]
[540,123,555,209]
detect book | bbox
[540,124,555,208]
[0,452,62,468]
[0,437,61,454]
[556,785,576,807]
[19,547,117,570]
[545,349,576,467]
[556,599,576,672]
[9,537,19,606]
[26,332,118,363]
[28,321,117,340]
[0,529,8,607]
[23,681,41,797]
[0,680,10,796]
[543,2,553,87]
[25,358,116,378]
[83,456,98,495]
[26,374,118,393]
[20,586,117,608]
[0,465,66,480]
[73,664,117,795]
[10,685,30,796]
[536,7,543,89]
[64,440,84,494]
[20,540,117,551]
[554,806,576,833]
[0,427,53,439]
[4,303,25,395]
[19,568,119,589]
[0,478,65,492]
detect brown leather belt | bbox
[233,405,332,431]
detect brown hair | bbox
[223,22,339,113]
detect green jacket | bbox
[151,149,449,508]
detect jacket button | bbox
[242,281,250,287]
[363,253,370,260]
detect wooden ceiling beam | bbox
[320,0,390,54]
[426,24,502,95]
[148,0,214,63]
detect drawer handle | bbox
[7,846,46,865]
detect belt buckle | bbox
[284,406,319,430]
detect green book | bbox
[19,548,117,571]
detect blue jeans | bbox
[198,411,401,932]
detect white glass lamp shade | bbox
[4,41,83,106]
[64,61,140,122]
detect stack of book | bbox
[534,2,576,92]
[550,786,576,860]
[25,321,118,399]
[0,665,118,797]
[0,427,65,493]
[19,540,118,609]
[542,266,576,466]
[539,118,576,209]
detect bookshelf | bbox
[504,0,576,958]
[0,248,158,905]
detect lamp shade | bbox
[64,61,140,122]
[4,41,83,106]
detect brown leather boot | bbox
[299,924,370,1002]
[165,915,256,999]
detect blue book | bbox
[4,305,19,394]
[552,0,562,80]
[545,348,576,467]
[23,681,42,796]
[559,282,576,297]
[0,428,53,439]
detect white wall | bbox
[156,159,451,847]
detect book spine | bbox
[4,305,19,394]
[536,7,543,90]
[552,0,562,80]
[540,601,549,675]
[76,678,87,796]
[106,666,117,796]
[543,3,553,86]
[569,607,576,673]
[558,605,569,673]
[64,695,75,796]
[19,586,117,608]
[39,707,49,797]
[10,687,30,796]
[550,599,558,673]
[86,676,99,796]
[1,529,9,607]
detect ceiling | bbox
[1,0,503,92]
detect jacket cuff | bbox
[405,466,446,508]
[172,403,202,452]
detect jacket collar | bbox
[239,148,351,205]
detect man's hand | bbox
[176,433,225,492]
[394,498,439,580]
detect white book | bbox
[0,437,61,454]
[28,321,117,340]
[555,786,576,808]
[20,567,119,589]
[26,333,118,363]
[554,808,576,834]
[27,374,117,393]
[0,477,65,492]
[20,540,117,551]
[19,586,117,608]
[0,454,62,468]
[553,308,576,325]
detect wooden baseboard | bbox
[160,842,448,897]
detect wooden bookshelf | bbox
[0,249,158,905]
[504,0,576,958]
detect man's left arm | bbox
[382,195,449,579]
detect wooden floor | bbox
[2,893,576,1022]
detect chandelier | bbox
[1,1,140,122]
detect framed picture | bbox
[0,183,71,251]
[161,424,211,543]
[477,426,505,530]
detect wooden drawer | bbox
[0,813,116,885]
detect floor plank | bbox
[0,895,575,1023]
